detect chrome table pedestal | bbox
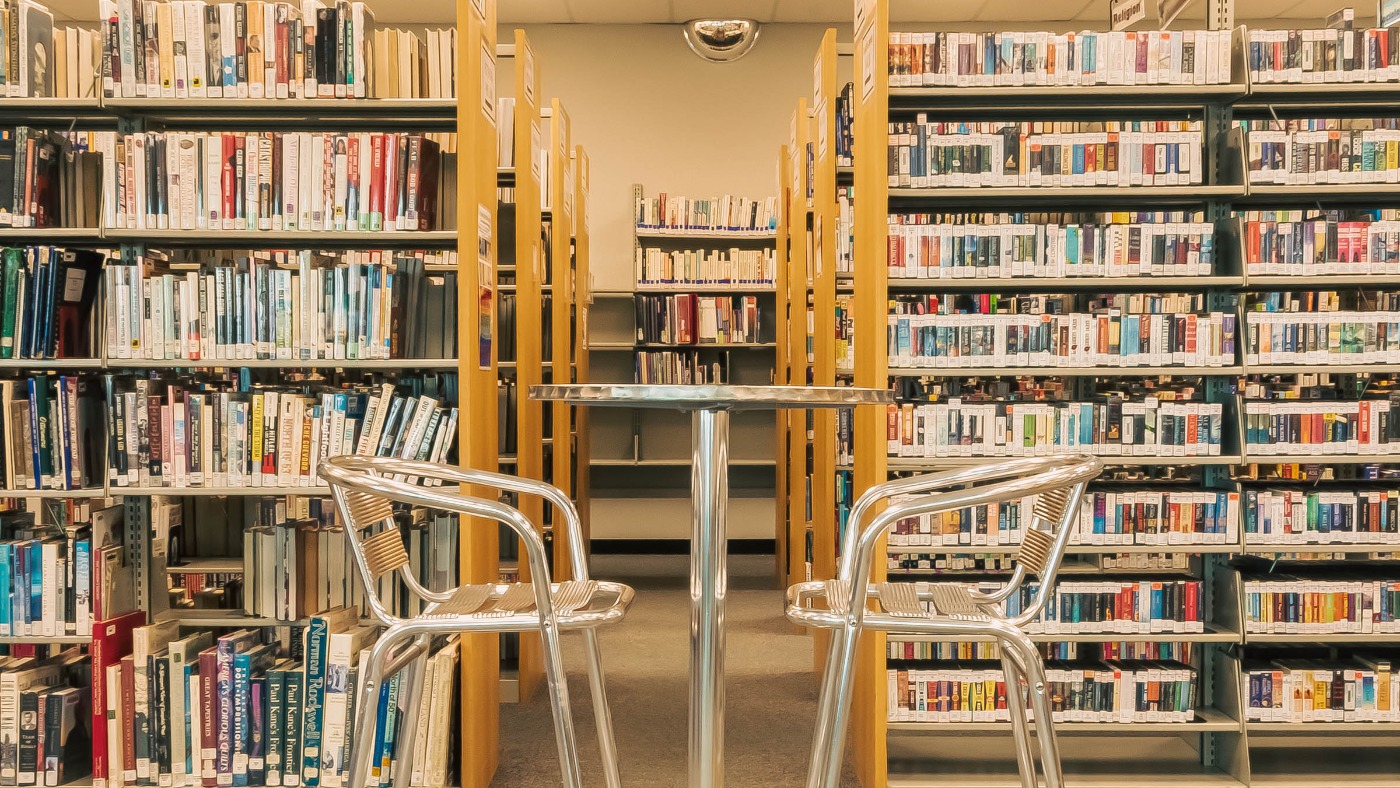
[531,384,890,788]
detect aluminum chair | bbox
[319,454,634,788]
[787,455,1102,788]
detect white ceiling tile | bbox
[498,0,576,23]
[890,0,988,23]
[771,0,855,23]
[974,0,1093,23]
[670,0,778,23]
[565,0,671,23]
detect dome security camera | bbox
[682,19,761,63]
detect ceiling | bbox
[46,0,1374,29]
[496,0,1374,25]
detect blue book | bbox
[0,542,10,636]
[376,673,401,780]
[27,540,41,627]
[215,630,261,782]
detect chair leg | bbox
[1003,634,1063,788]
[540,621,585,788]
[348,625,413,788]
[390,634,432,788]
[580,627,623,788]
[806,624,861,788]
[999,648,1037,788]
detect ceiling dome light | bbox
[683,19,761,63]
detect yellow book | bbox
[157,2,175,96]
[247,0,264,98]
[250,392,265,485]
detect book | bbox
[634,193,778,234]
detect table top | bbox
[529,384,891,411]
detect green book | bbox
[0,247,22,359]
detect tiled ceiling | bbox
[43,0,1383,28]
[494,0,1376,25]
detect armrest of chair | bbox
[835,456,1100,622]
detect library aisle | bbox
[494,554,856,787]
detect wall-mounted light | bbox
[682,19,761,63]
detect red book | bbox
[221,134,236,229]
[197,646,218,787]
[369,133,385,229]
[90,611,143,788]
[119,655,137,784]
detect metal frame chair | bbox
[319,455,634,788]
[787,455,1103,788]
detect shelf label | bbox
[523,44,536,107]
[1109,0,1148,31]
[531,120,543,185]
[859,30,877,100]
[813,52,823,103]
[1383,0,1400,28]
[817,102,829,158]
[481,42,496,126]
[1159,0,1194,27]
[469,0,484,21]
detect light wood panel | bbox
[573,146,592,553]
[811,28,840,587]
[850,0,890,784]
[774,142,792,584]
[549,99,576,579]
[511,28,546,702]
[456,0,501,783]
[786,99,812,590]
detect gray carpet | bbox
[491,553,859,786]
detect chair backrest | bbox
[319,455,557,625]
[836,455,1102,624]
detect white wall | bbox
[501,22,840,291]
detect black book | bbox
[0,129,15,225]
[153,655,171,779]
[16,688,41,783]
[315,7,335,94]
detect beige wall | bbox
[501,22,843,292]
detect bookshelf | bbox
[0,3,590,786]
[586,184,780,506]
[830,2,1400,786]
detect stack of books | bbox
[888,29,1234,87]
[887,211,1217,279]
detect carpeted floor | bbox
[491,553,859,787]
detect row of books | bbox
[0,128,104,229]
[887,661,1199,724]
[104,250,457,362]
[835,82,853,167]
[1241,210,1400,274]
[634,295,763,346]
[99,130,452,232]
[0,648,90,785]
[633,247,776,288]
[1244,311,1400,365]
[103,376,457,489]
[1242,400,1400,456]
[886,211,1217,280]
[1248,18,1400,84]
[1244,656,1400,723]
[1244,489,1400,544]
[208,496,457,622]
[886,296,1238,369]
[1007,579,1205,635]
[837,186,854,273]
[3,0,98,98]
[95,614,456,788]
[0,247,103,360]
[1078,490,1240,547]
[886,489,1239,549]
[0,376,102,492]
[886,399,1226,459]
[0,506,111,638]
[887,120,1205,189]
[1242,118,1400,185]
[633,194,777,234]
[96,0,453,100]
[886,640,1192,663]
[634,350,729,386]
[887,29,1235,87]
[1242,577,1400,633]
